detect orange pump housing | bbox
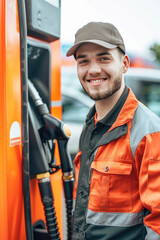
[0,1,63,239]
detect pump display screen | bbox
[25,0,61,42]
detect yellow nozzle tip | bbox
[63,124,71,138]
[36,172,50,180]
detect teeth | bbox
[90,79,103,83]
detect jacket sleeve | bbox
[135,132,160,239]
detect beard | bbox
[81,74,122,101]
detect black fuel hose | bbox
[37,173,60,240]
[58,139,74,240]
[17,1,34,240]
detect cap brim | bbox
[66,39,117,57]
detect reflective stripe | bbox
[145,226,160,240]
[51,100,62,107]
[73,198,76,212]
[130,102,160,158]
[86,209,145,227]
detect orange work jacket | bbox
[73,89,160,240]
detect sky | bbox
[61,0,160,56]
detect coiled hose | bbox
[37,174,60,240]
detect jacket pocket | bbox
[88,161,133,212]
[73,151,82,200]
[146,159,160,208]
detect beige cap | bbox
[66,22,125,57]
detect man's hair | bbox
[117,47,125,59]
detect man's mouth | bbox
[86,78,108,85]
[88,78,107,83]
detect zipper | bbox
[85,149,98,223]
[88,148,98,185]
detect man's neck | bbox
[95,85,125,121]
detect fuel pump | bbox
[18,0,74,239]
[0,0,72,238]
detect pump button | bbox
[62,123,71,138]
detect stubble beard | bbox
[81,75,122,101]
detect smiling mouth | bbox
[87,78,108,84]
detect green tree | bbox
[150,43,160,62]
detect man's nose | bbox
[88,62,101,75]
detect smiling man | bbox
[75,43,129,120]
[66,22,160,240]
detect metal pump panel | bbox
[25,0,61,42]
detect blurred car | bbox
[125,67,160,116]
[62,87,93,159]
[62,67,160,158]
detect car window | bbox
[62,95,90,123]
[141,82,160,116]
[126,77,160,116]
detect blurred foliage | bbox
[150,43,160,62]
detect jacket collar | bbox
[110,88,138,130]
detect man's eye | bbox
[78,59,87,64]
[100,57,109,61]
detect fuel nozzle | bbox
[40,114,71,141]
[28,79,71,140]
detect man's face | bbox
[76,43,128,101]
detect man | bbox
[66,22,160,240]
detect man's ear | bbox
[122,55,130,73]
